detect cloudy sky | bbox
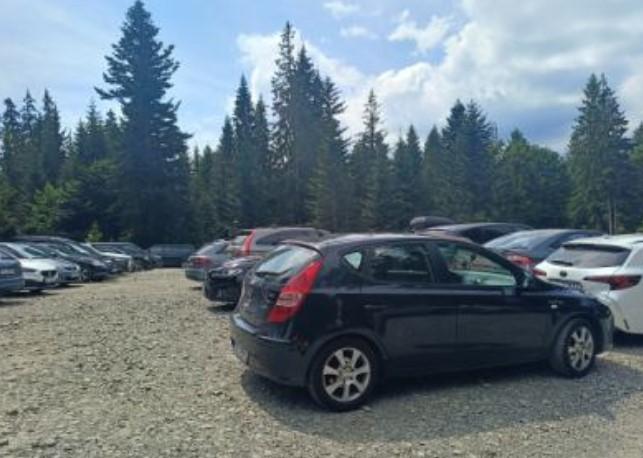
[2,0,643,151]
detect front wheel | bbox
[307,337,379,411]
[549,318,597,377]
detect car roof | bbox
[563,233,643,249]
[287,232,469,253]
[431,222,530,232]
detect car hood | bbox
[19,258,59,270]
[103,252,132,261]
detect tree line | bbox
[1,1,643,246]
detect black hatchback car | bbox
[230,234,613,411]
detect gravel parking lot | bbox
[2,269,643,457]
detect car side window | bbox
[434,242,517,287]
[343,251,364,271]
[366,244,433,285]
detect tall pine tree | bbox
[96,0,191,245]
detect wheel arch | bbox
[551,312,605,353]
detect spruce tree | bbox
[492,130,568,227]
[568,74,630,232]
[391,126,423,228]
[252,97,272,225]
[233,76,257,226]
[422,126,443,214]
[96,0,191,245]
[215,117,240,234]
[39,90,64,183]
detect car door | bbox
[356,242,458,374]
[427,241,552,368]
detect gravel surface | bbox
[1,269,643,457]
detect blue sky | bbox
[3,0,643,151]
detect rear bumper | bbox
[204,276,241,303]
[597,314,614,353]
[185,268,205,282]
[229,313,307,386]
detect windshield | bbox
[0,245,26,259]
[548,244,630,268]
[255,245,319,277]
[15,244,48,259]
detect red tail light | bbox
[191,256,212,268]
[506,253,536,271]
[533,268,547,278]
[241,231,255,256]
[583,275,641,290]
[267,259,324,323]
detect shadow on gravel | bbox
[206,304,235,315]
[241,358,643,443]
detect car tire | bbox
[549,318,597,378]
[29,289,43,295]
[307,337,379,412]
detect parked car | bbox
[204,228,331,304]
[0,246,59,292]
[184,240,229,282]
[230,233,613,411]
[1,242,81,285]
[15,237,110,281]
[231,227,330,257]
[81,243,133,273]
[0,249,24,295]
[204,255,261,303]
[535,234,643,335]
[149,244,195,267]
[485,229,602,272]
[409,215,456,232]
[421,222,532,244]
[91,242,155,270]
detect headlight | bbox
[226,268,243,277]
[90,260,103,267]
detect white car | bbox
[0,247,59,292]
[536,234,643,334]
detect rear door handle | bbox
[364,304,387,311]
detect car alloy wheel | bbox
[80,269,90,282]
[549,318,597,377]
[322,347,372,403]
[566,325,594,372]
[308,337,378,411]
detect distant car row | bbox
[0,236,197,296]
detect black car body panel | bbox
[230,234,613,388]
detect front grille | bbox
[42,270,57,278]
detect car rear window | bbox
[548,244,630,268]
[255,245,319,278]
[485,231,553,250]
[196,242,227,255]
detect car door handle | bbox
[364,304,387,311]
[548,300,564,310]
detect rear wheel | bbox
[307,337,379,411]
[549,318,597,377]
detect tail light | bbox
[583,275,641,291]
[506,253,536,271]
[191,256,212,268]
[241,231,255,256]
[267,259,324,323]
[533,268,547,278]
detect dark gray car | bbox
[485,229,603,271]
[184,240,230,282]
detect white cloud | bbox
[323,1,360,19]
[340,26,378,40]
[239,1,643,150]
[388,11,452,54]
